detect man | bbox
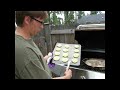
[15,11,72,79]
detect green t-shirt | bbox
[15,34,52,79]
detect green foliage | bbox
[64,11,75,25]
[90,11,98,15]
[45,11,85,25]
[78,11,85,19]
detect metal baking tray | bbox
[52,43,81,66]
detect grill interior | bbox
[75,30,105,50]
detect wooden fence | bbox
[50,29,75,50]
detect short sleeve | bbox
[20,60,52,79]
[19,47,52,79]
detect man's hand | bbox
[43,52,52,62]
[44,55,49,61]
[52,68,72,79]
[64,68,72,79]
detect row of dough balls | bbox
[53,56,79,64]
[54,52,79,58]
[56,48,79,53]
[57,44,79,49]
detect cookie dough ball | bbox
[65,44,69,49]
[72,58,78,64]
[73,53,79,58]
[74,45,79,49]
[62,58,69,63]
[56,48,61,51]
[54,52,60,56]
[53,56,60,61]
[74,49,79,53]
[62,53,68,58]
[57,44,62,48]
[63,49,69,52]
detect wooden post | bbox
[44,23,52,53]
[33,26,47,56]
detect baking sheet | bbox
[52,43,81,66]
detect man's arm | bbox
[52,76,67,79]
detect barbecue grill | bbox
[49,24,105,79]
[75,24,105,73]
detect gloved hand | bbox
[48,52,53,57]
[43,52,53,64]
